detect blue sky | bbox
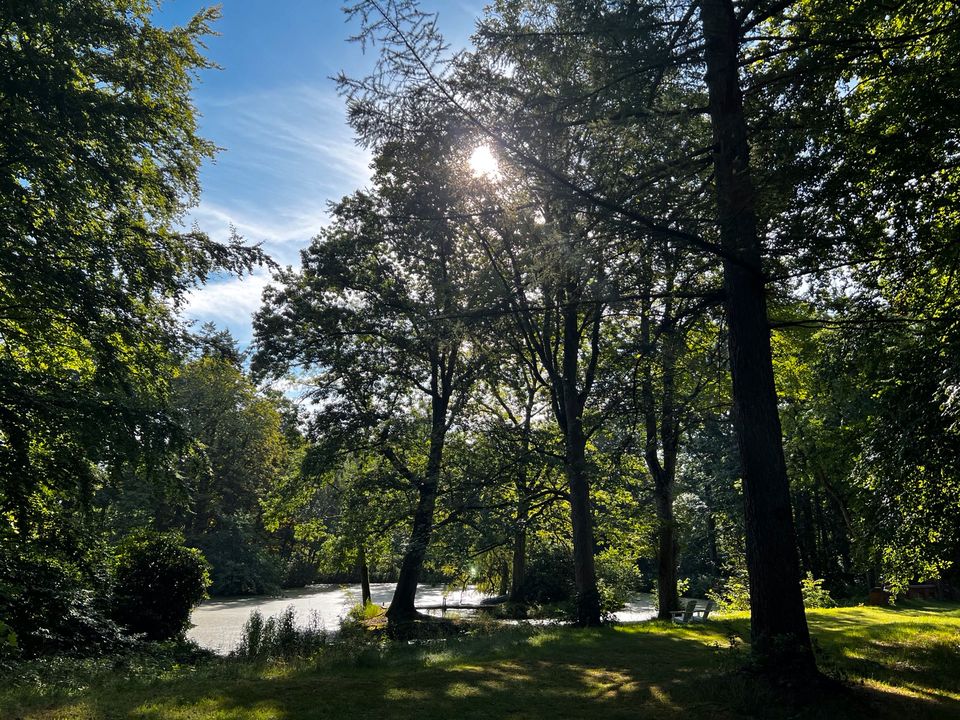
[153,1,482,347]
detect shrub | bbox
[707,573,751,612]
[2,639,214,697]
[233,606,328,659]
[596,551,641,615]
[338,601,387,647]
[112,531,210,641]
[346,601,384,623]
[706,553,752,612]
[0,548,128,658]
[800,572,837,609]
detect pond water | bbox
[187,583,657,653]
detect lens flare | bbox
[468,145,500,179]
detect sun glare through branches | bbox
[468,144,500,180]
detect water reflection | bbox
[187,583,656,653]
[188,583,486,652]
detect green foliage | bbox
[193,515,282,596]
[0,545,129,658]
[853,333,960,594]
[127,349,310,597]
[347,601,385,623]
[781,319,960,595]
[753,0,960,595]
[800,573,837,609]
[707,556,752,613]
[112,532,210,641]
[233,607,328,660]
[0,1,269,660]
[1,638,213,706]
[706,577,751,613]
[6,605,960,719]
[513,547,575,605]
[596,550,642,615]
[173,357,294,529]
[0,0,266,542]
[673,419,744,596]
[281,555,320,589]
[0,620,15,648]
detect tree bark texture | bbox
[561,304,601,626]
[700,0,815,670]
[565,420,601,625]
[640,284,681,619]
[654,481,679,619]
[511,494,529,601]
[358,543,372,606]
[386,369,451,623]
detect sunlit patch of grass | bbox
[646,683,678,709]
[801,605,960,706]
[444,681,484,698]
[420,648,456,667]
[525,628,566,647]
[384,686,431,701]
[4,603,959,720]
[581,667,639,700]
[42,701,91,720]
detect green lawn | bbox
[5,601,959,720]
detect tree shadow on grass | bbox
[29,623,958,720]
[823,628,960,699]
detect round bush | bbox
[112,532,210,641]
[0,549,126,657]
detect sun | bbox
[468,144,500,179]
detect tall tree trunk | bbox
[565,418,601,625]
[358,543,372,606]
[654,475,679,619]
[386,474,439,622]
[510,493,529,601]
[640,283,681,620]
[386,388,449,623]
[700,0,814,671]
[561,304,601,626]
[706,510,720,572]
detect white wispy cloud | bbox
[184,272,273,339]
[187,199,326,266]
[170,2,483,346]
[204,84,372,200]
[182,84,372,336]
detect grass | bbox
[3,600,958,720]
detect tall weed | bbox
[233,606,328,660]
